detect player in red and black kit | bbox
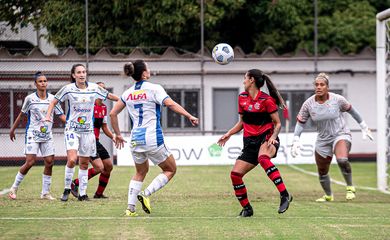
[71,82,117,199]
[218,69,292,217]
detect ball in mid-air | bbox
[212,43,234,65]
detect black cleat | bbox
[93,193,108,199]
[78,194,89,201]
[238,205,253,217]
[278,194,293,214]
[70,180,78,198]
[61,189,71,202]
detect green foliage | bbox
[0,0,387,54]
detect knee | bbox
[45,160,54,168]
[230,171,243,183]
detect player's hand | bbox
[217,133,231,147]
[114,134,126,149]
[360,121,374,141]
[290,136,300,158]
[267,137,278,147]
[9,131,16,142]
[44,116,53,123]
[189,116,199,126]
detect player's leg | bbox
[61,131,79,201]
[258,139,292,214]
[71,156,102,198]
[315,151,334,202]
[126,153,148,216]
[334,138,355,200]
[94,141,112,198]
[231,160,256,217]
[9,153,37,200]
[40,141,55,200]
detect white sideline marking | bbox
[0,216,389,220]
[288,164,390,194]
[0,188,10,196]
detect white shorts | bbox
[315,134,352,158]
[24,140,55,157]
[131,145,171,165]
[65,131,96,157]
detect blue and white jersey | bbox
[55,82,108,133]
[22,92,64,142]
[121,80,169,152]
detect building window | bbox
[162,89,199,130]
[0,89,65,130]
[280,89,343,132]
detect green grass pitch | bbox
[1,163,390,239]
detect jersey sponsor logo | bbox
[126,90,147,101]
[70,116,91,130]
[73,106,92,113]
[40,125,48,133]
[248,105,253,111]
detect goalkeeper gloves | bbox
[290,136,300,158]
[359,121,374,141]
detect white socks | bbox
[64,166,75,189]
[78,169,88,196]
[41,174,52,195]
[144,173,169,197]
[11,171,25,189]
[128,180,143,211]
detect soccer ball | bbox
[212,43,234,65]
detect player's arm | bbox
[45,98,59,122]
[269,111,281,145]
[347,106,373,140]
[217,115,243,147]
[102,123,114,141]
[163,98,199,126]
[9,112,24,142]
[109,100,127,149]
[107,93,119,102]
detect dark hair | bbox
[70,64,86,83]
[247,69,286,108]
[124,60,147,81]
[34,71,45,82]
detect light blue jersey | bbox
[55,82,108,133]
[121,80,169,152]
[22,92,63,142]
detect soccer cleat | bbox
[278,194,293,214]
[61,189,71,202]
[137,191,151,214]
[315,194,334,202]
[346,186,356,200]
[41,193,56,200]
[8,187,17,200]
[125,209,138,217]
[70,180,78,198]
[78,194,89,201]
[238,205,253,217]
[93,193,108,199]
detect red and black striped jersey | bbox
[238,91,278,137]
[93,103,107,139]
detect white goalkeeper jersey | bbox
[55,82,108,133]
[297,92,352,141]
[22,92,64,142]
[121,80,169,152]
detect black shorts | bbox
[91,140,110,161]
[237,131,280,166]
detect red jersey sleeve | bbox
[265,97,278,114]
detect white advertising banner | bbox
[117,132,326,166]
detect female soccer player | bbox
[291,72,373,202]
[71,82,116,199]
[217,69,292,217]
[110,60,198,217]
[8,72,66,200]
[45,64,118,201]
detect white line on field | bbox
[288,164,390,194]
[0,188,10,195]
[0,216,389,220]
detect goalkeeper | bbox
[291,72,373,202]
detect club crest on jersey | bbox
[254,103,260,110]
[127,90,147,101]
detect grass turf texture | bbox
[1,163,390,239]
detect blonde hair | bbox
[315,72,329,85]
